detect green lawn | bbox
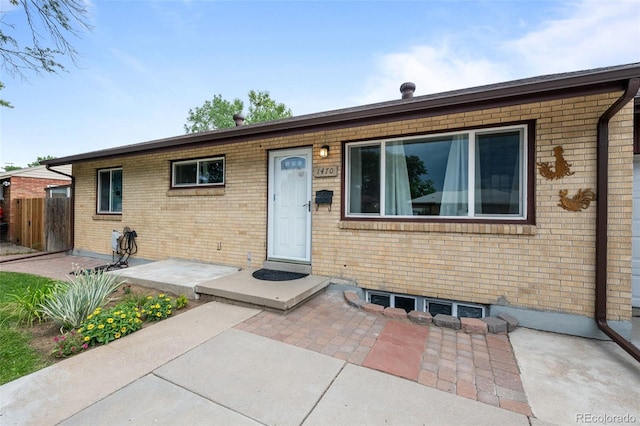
[0,272,56,385]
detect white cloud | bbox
[353,0,640,106]
[503,0,640,76]
[353,44,512,105]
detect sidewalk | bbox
[1,299,529,426]
[1,253,639,425]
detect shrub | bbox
[142,294,173,321]
[176,294,189,310]
[51,330,88,358]
[79,303,143,346]
[39,270,122,331]
[120,291,150,309]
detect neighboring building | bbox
[0,165,71,242]
[45,64,640,346]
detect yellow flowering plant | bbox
[142,294,174,321]
[78,303,143,346]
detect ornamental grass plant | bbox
[0,283,58,326]
[39,269,123,331]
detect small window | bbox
[425,298,486,318]
[367,291,416,312]
[369,292,390,308]
[427,301,453,316]
[47,185,70,198]
[172,157,224,187]
[394,296,416,313]
[457,304,484,319]
[97,168,122,214]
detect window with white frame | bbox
[346,125,527,219]
[97,168,122,214]
[171,156,224,187]
[424,298,485,318]
[367,291,417,313]
[47,185,71,198]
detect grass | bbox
[0,272,57,385]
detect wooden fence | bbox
[14,198,71,251]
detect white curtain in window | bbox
[475,140,483,214]
[350,147,362,213]
[385,142,413,215]
[440,135,468,216]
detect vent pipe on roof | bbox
[233,113,245,127]
[400,82,416,100]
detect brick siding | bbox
[72,92,634,321]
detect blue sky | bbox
[1,0,639,168]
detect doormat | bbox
[252,269,308,281]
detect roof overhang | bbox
[44,62,640,167]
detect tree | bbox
[28,155,56,167]
[184,90,292,133]
[0,82,13,108]
[1,0,91,107]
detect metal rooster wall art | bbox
[537,146,575,180]
[558,188,596,212]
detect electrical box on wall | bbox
[111,230,121,252]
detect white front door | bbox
[268,148,312,262]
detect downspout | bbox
[596,77,640,362]
[45,164,75,252]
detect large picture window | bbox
[97,168,122,214]
[171,157,224,187]
[346,125,527,219]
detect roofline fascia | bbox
[44,64,640,166]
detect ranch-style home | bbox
[44,63,640,356]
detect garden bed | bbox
[27,283,205,363]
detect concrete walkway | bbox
[1,253,639,425]
[1,300,529,426]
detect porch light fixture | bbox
[319,145,330,158]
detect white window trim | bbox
[345,124,527,220]
[97,167,122,214]
[424,298,486,318]
[365,290,486,318]
[366,290,417,311]
[171,156,225,188]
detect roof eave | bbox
[43,63,640,167]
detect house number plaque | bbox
[313,166,339,178]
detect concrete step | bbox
[108,258,329,313]
[196,268,330,312]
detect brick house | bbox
[0,165,71,242]
[44,63,640,352]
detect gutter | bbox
[596,77,640,362]
[45,165,75,252]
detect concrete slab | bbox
[108,258,239,299]
[0,302,259,426]
[510,328,640,426]
[303,363,529,426]
[196,268,330,311]
[154,328,345,426]
[60,374,260,426]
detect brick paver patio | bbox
[235,290,531,416]
[2,253,531,416]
